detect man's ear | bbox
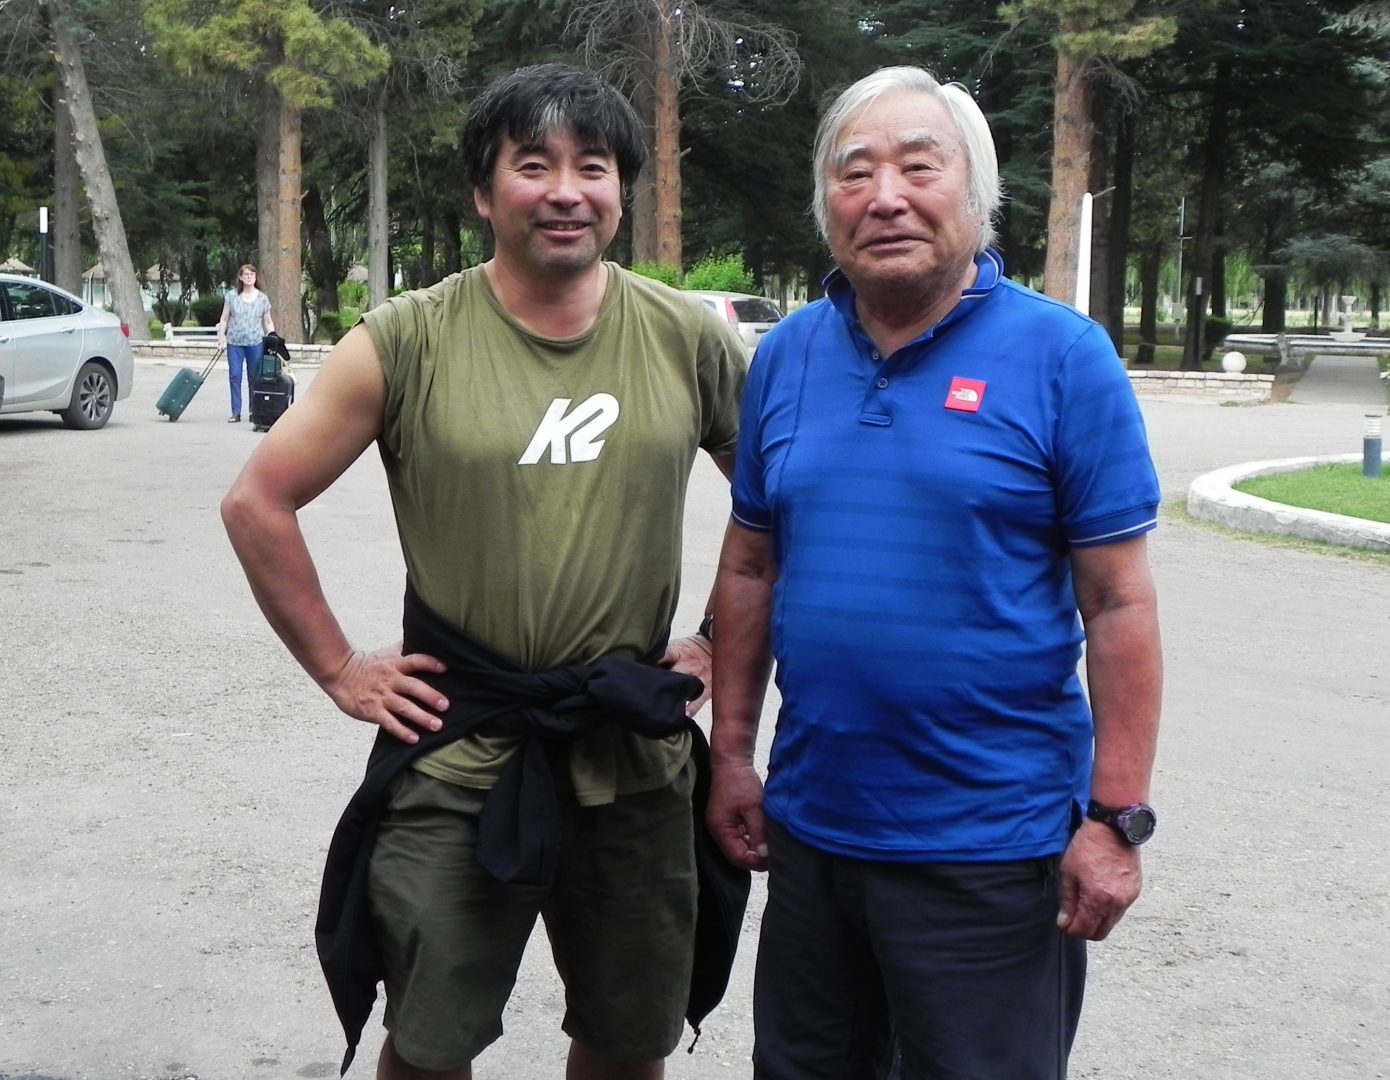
[473,186,491,222]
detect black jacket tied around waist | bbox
[315,582,752,1074]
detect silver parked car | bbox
[688,291,783,349]
[0,272,135,430]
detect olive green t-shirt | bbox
[361,263,745,804]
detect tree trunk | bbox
[1088,114,1112,331]
[47,0,149,339]
[278,101,304,342]
[441,209,462,276]
[1210,210,1227,320]
[1042,50,1092,301]
[53,89,82,295]
[652,0,682,272]
[1183,62,1229,369]
[419,211,435,288]
[1104,109,1135,353]
[302,184,337,318]
[257,83,278,313]
[1136,242,1161,365]
[257,80,303,344]
[629,69,657,265]
[368,85,389,309]
[1259,215,1287,334]
[1261,270,1287,333]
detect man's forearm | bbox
[1084,596,1162,803]
[221,488,355,690]
[710,549,776,766]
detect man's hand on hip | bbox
[322,642,448,744]
[659,633,713,716]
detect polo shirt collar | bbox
[824,247,1005,347]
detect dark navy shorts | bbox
[753,818,1086,1080]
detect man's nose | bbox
[546,167,584,205]
[867,169,909,214]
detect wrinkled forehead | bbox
[830,90,961,164]
[830,127,947,171]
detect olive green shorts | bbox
[366,757,697,1070]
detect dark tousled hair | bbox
[461,64,647,197]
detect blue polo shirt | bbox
[730,250,1160,862]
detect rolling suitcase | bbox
[249,332,295,432]
[249,370,295,432]
[156,348,224,421]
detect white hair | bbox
[811,66,1002,254]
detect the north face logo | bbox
[518,394,621,465]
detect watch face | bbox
[1118,805,1157,844]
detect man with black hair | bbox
[223,63,747,1080]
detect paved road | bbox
[1,357,1387,1080]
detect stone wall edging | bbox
[131,339,335,364]
[129,344,1280,398]
[1127,369,1274,402]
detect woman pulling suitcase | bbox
[215,264,275,423]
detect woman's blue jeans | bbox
[227,342,265,417]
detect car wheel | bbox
[60,361,115,430]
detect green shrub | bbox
[316,310,354,343]
[338,280,368,310]
[683,253,755,293]
[629,261,681,287]
[152,298,187,325]
[189,294,225,326]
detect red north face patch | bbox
[944,377,986,412]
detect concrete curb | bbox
[1188,453,1390,551]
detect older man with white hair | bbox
[706,66,1163,1079]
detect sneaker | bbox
[228,415,241,423]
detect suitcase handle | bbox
[201,346,226,380]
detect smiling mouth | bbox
[540,222,589,232]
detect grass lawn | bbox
[1119,341,1284,373]
[1235,464,1390,523]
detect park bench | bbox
[1225,332,1390,364]
[163,324,219,342]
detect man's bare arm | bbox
[706,521,778,870]
[220,323,447,743]
[1058,534,1162,940]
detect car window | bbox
[731,298,782,322]
[3,281,60,321]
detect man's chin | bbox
[530,253,604,280]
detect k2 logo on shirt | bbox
[518,394,621,465]
[944,377,986,413]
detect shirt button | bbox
[876,377,889,389]
[871,351,881,360]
